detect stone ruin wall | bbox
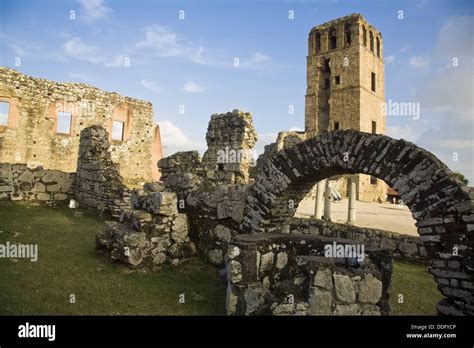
[0,67,162,184]
[74,125,132,218]
[225,233,392,315]
[0,163,74,204]
[241,129,474,315]
[6,110,468,316]
[290,218,426,261]
[73,125,195,268]
[201,110,257,185]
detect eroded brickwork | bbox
[0,67,162,183]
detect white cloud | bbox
[158,120,190,147]
[386,124,418,142]
[183,80,205,93]
[412,16,474,183]
[409,55,429,68]
[140,79,162,94]
[136,25,189,57]
[241,52,271,70]
[62,37,104,64]
[254,132,278,158]
[289,126,304,132]
[157,120,205,156]
[62,37,131,68]
[385,55,396,64]
[78,0,112,22]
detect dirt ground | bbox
[295,197,418,236]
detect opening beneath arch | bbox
[294,175,418,236]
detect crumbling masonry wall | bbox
[201,110,257,185]
[74,125,194,268]
[0,67,162,183]
[290,218,426,261]
[242,130,474,315]
[74,125,132,218]
[71,114,470,316]
[225,233,392,315]
[0,163,74,204]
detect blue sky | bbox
[1,0,473,182]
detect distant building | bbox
[0,68,163,183]
[305,13,387,201]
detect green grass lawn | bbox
[0,202,442,315]
[389,259,444,315]
[0,202,226,315]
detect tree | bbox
[454,172,469,185]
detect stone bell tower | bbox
[304,13,387,201]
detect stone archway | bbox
[240,130,473,315]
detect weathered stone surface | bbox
[358,274,382,304]
[308,289,332,315]
[227,260,242,283]
[201,110,258,185]
[313,268,333,290]
[334,304,359,315]
[0,67,162,183]
[36,193,50,201]
[226,246,240,259]
[214,225,232,243]
[243,283,267,315]
[0,163,73,204]
[208,249,223,265]
[276,252,288,269]
[226,284,238,315]
[170,214,188,242]
[153,253,166,265]
[53,193,68,201]
[380,237,397,251]
[18,170,34,183]
[361,304,381,315]
[333,274,356,303]
[259,252,274,273]
[398,242,418,255]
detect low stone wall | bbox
[96,183,196,268]
[225,233,392,315]
[185,184,249,265]
[290,217,426,262]
[0,163,74,204]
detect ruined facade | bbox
[201,110,258,185]
[0,68,163,184]
[305,14,387,201]
[1,108,472,316]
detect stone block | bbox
[53,193,68,201]
[313,268,333,290]
[380,237,396,251]
[259,252,274,273]
[18,170,34,183]
[36,193,50,201]
[227,260,242,283]
[308,289,332,315]
[358,274,382,304]
[334,304,359,315]
[276,252,288,269]
[333,274,356,303]
[208,249,223,265]
[214,224,232,243]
